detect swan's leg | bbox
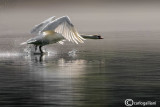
[39,46,43,53]
[35,45,37,52]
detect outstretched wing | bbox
[41,16,85,44]
[30,16,56,35]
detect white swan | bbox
[21,16,103,53]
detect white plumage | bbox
[21,16,102,53]
[30,16,56,35]
[31,16,85,44]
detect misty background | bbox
[0,1,160,106]
[0,0,160,35]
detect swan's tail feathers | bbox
[20,42,27,45]
[20,38,37,45]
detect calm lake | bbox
[0,31,160,106]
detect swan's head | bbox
[80,34,103,39]
[93,34,103,39]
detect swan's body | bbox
[21,16,103,53]
[25,31,64,46]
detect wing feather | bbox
[67,27,72,42]
[30,16,56,35]
[41,16,85,44]
[69,31,74,43]
[64,22,70,41]
[71,31,78,44]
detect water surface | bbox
[0,31,160,106]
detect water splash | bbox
[23,45,78,60]
[68,49,77,57]
[0,52,21,58]
[23,45,32,54]
[23,45,48,55]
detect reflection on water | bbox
[0,52,98,107]
[0,32,160,106]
